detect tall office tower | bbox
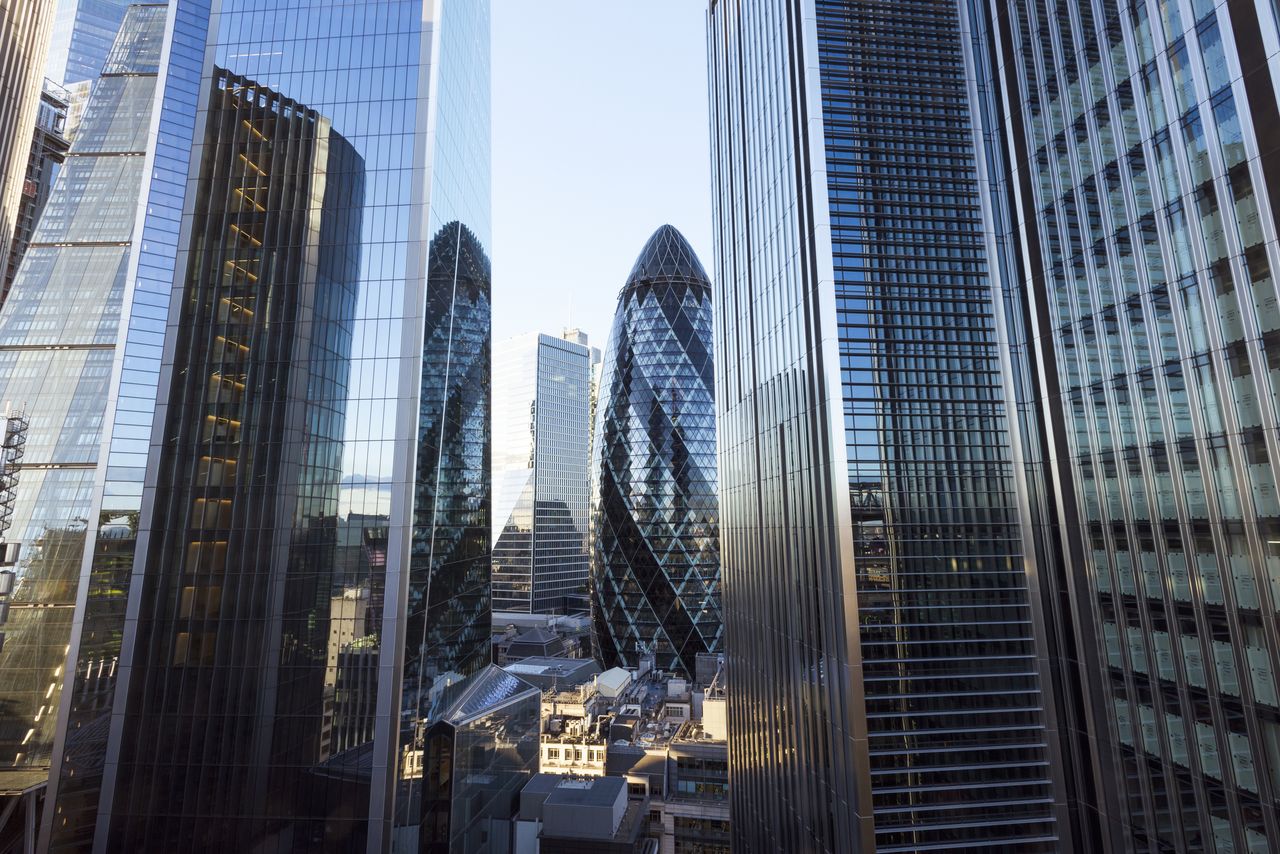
[24,1,519,851]
[591,225,721,678]
[44,0,131,85]
[0,0,56,292]
[984,0,1280,850]
[4,80,71,306]
[492,331,594,614]
[94,64,366,847]
[708,1,1071,850]
[0,5,165,838]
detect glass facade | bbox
[420,665,539,852]
[0,2,163,806]
[33,1,499,851]
[987,0,1280,849]
[94,66,365,849]
[591,225,721,678]
[492,332,593,614]
[707,0,1067,850]
[45,0,133,85]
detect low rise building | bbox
[513,655,729,853]
[516,774,654,854]
[503,655,600,692]
[494,610,591,663]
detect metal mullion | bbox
[1146,115,1270,849]
[1071,3,1235,842]
[1165,20,1280,846]
[1157,6,1280,824]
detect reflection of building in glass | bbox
[4,80,70,307]
[420,666,539,851]
[87,65,363,847]
[44,2,520,850]
[0,0,56,293]
[493,332,595,614]
[591,226,721,678]
[330,634,379,758]
[44,0,132,85]
[0,5,162,825]
[395,213,496,848]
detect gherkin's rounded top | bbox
[624,224,710,288]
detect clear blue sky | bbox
[491,0,711,349]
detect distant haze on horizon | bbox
[491,0,712,351]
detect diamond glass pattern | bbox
[591,225,721,678]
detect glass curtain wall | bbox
[492,333,592,614]
[988,0,1280,849]
[44,0,133,85]
[97,66,364,849]
[44,1,494,851]
[707,0,1068,850]
[0,1,166,807]
[591,225,721,678]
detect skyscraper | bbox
[591,225,721,679]
[44,0,132,85]
[6,0,510,850]
[707,1,1069,850]
[984,0,1280,850]
[0,0,57,291]
[492,331,594,614]
[0,4,165,830]
[89,64,366,849]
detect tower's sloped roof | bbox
[439,664,539,725]
[625,224,709,287]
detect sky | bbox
[491,0,712,351]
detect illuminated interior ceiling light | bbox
[232,186,265,212]
[241,118,268,141]
[220,296,255,316]
[237,153,265,175]
[214,335,251,353]
[228,223,262,247]
[210,372,246,391]
[223,259,259,283]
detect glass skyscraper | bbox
[45,0,133,85]
[0,0,513,850]
[0,1,164,818]
[710,0,1280,851]
[88,63,366,848]
[708,1,1069,850]
[591,225,721,678]
[492,331,594,614]
[985,0,1280,850]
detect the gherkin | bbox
[590,225,721,677]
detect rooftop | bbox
[623,225,709,290]
[544,774,625,807]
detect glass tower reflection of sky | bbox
[45,0,133,85]
[39,1,498,851]
[492,332,594,614]
[0,1,165,808]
